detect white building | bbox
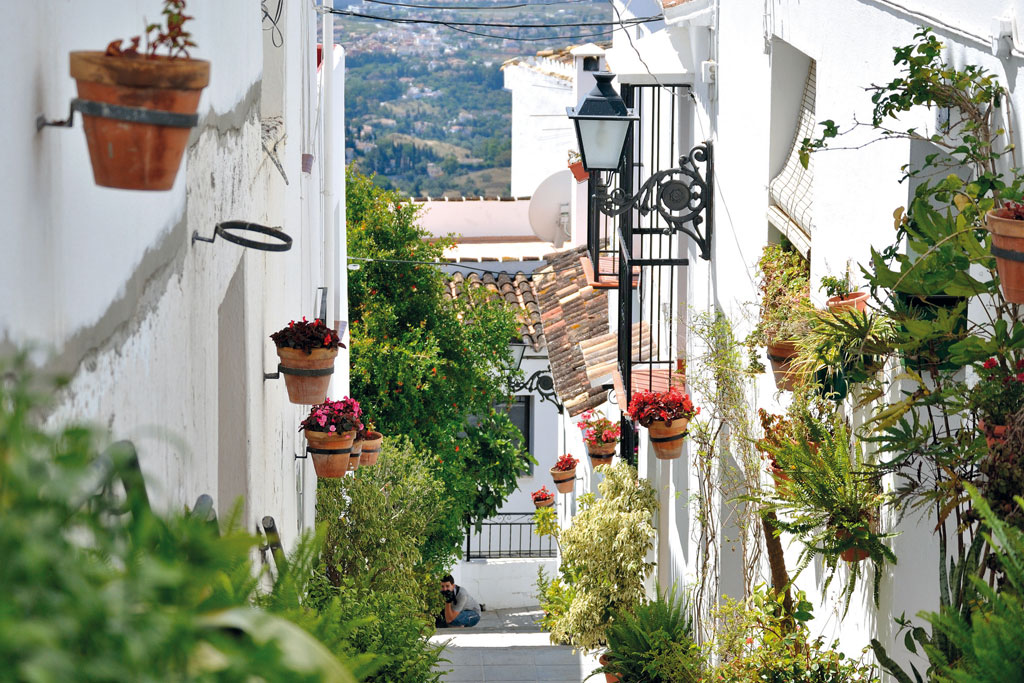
[502,0,1024,670]
[1,2,347,547]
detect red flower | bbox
[984,357,998,369]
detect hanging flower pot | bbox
[627,386,699,460]
[69,5,210,190]
[360,430,382,466]
[826,290,869,312]
[270,318,343,405]
[894,292,968,374]
[567,151,588,183]
[550,454,579,494]
[835,528,870,563]
[577,409,620,467]
[299,397,363,479]
[971,357,1024,454]
[979,419,1007,452]
[765,341,800,391]
[987,205,1024,304]
[532,486,554,509]
[305,429,356,478]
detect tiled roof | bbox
[443,271,546,351]
[531,246,610,416]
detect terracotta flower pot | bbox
[305,429,355,478]
[348,440,362,472]
[766,341,800,391]
[979,419,1007,452]
[826,291,869,312]
[360,431,382,465]
[533,495,555,509]
[835,528,870,563]
[599,654,620,683]
[569,159,589,183]
[987,209,1024,304]
[648,418,689,460]
[275,347,338,405]
[586,442,616,467]
[550,466,577,494]
[69,52,210,190]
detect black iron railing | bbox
[464,512,557,560]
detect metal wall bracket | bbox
[192,221,292,252]
[37,97,199,132]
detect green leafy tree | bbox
[346,167,533,564]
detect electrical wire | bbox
[363,0,595,10]
[439,22,617,41]
[322,6,662,29]
[348,255,580,277]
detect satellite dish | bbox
[529,170,572,248]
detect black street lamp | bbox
[566,72,638,172]
[566,72,714,261]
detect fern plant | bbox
[760,411,896,611]
[593,585,702,683]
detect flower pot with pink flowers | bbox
[270,317,342,405]
[576,409,621,466]
[359,421,383,466]
[549,453,579,494]
[299,397,362,478]
[627,387,699,460]
[532,486,555,508]
[969,356,1024,453]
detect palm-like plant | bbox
[791,308,898,396]
[761,412,896,612]
[593,585,702,683]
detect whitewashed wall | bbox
[1,1,344,546]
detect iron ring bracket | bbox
[192,221,293,252]
[37,97,199,132]
[306,446,351,455]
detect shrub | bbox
[536,462,658,650]
[748,243,812,349]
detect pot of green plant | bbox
[299,398,362,479]
[970,357,1024,453]
[550,453,579,494]
[270,318,342,405]
[597,654,620,683]
[748,244,812,391]
[577,410,620,467]
[359,426,382,465]
[568,150,588,183]
[70,1,209,190]
[987,203,1024,304]
[627,387,699,460]
[762,412,895,608]
[532,486,554,509]
[821,272,869,313]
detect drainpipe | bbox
[321,4,349,396]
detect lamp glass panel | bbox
[578,118,631,170]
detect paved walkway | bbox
[430,606,603,682]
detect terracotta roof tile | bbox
[442,270,546,351]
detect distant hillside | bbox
[335,0,607,196]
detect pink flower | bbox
[329,425,336,432]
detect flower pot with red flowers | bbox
[747,244,813,391]
[627,387,699,460]
[821,272,868,312]
[987,202,1024,303]
[567,150,588,183]
[576,410,620,466]
[970,356,1024,453]
[270,317,343,405]
[359,422,383,465]
[532,486,555,508]
[549,453,579,494]
[299,397,362,478]
[70,1,210,190]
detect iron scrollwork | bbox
[595,142,713,261]
[510,368,562,408]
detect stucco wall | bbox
[2,2,341,545]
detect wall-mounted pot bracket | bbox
[36,97,199,132]
[264,286,331,381]
[193,221,292,252]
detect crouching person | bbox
[436,574,480,628]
